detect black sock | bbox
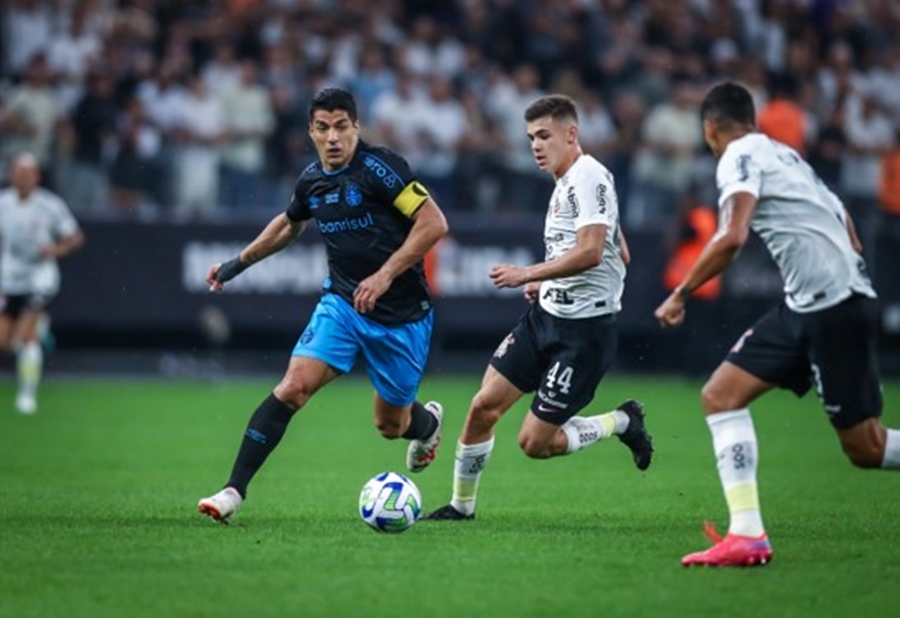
[226,394,295,498]
[401,401,438,440]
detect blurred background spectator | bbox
[1,0,899,225]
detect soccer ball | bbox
[358,471,422,533]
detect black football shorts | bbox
[0,293,52,319]
[489,302,618,425]
[726,293,882,429]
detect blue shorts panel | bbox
[292,294,433,406]
[292,295,361,373]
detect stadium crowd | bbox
[2,0,900,234]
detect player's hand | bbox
[654,292,686,328]
[207,257,248,292]
[354,270,392,314]
[490,264,530,289]
[524,281,541,303]
[207,264,226,292]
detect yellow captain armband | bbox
[393,181,430,217]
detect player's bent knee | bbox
[841,442,883,469]
[701,381,738,413]
[273,379,317,409]
[468,394,503,430]
[517,433,552,459]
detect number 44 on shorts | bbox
[546,361,573,394]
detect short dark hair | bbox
[308,87,358,123]
[700,82,755,128]
[524,94,579,124]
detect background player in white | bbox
[425,94,653,521]
[656,82,900,567]
[0,153,84,414]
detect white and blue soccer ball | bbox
[358,471,422,533]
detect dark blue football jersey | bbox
[286,140,432,324]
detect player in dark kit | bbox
[198,88,449,523]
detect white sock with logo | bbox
[17,341,42,400]
[561,411,628,454]
[707,408,765,538]
[451,438,495,516]
[882,428,900,469]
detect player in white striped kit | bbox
[0,154,83,414]
[656,82,900,567]
[425,94,653,521]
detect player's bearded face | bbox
[309,110,360,170]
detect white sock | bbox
[882,428,900,469]
[561,410,627,454]
[17,341,42,400]
[450,438,494,516]
[707,409,765,537]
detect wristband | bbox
[216,256,249,283]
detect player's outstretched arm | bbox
[353,198,448,313]
[490,223,606,289]
[208,213,308,291]
[654,191,756,328]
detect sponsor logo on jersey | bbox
[345,182,362,207]
[317,212,375,234]
[309,195,321,210]
[363,154,400,189]
[566,186,579,216]
[553,188,578,218]
[596,183,607,214]
[542,287,574,305]
[325,192,340,205]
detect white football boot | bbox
[198,487,243,523]
[406,401,443,473]
[15,393,37,415]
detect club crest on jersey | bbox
[345,182,362,207]
[494,333,515,358]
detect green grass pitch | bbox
[1,375,898,618]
